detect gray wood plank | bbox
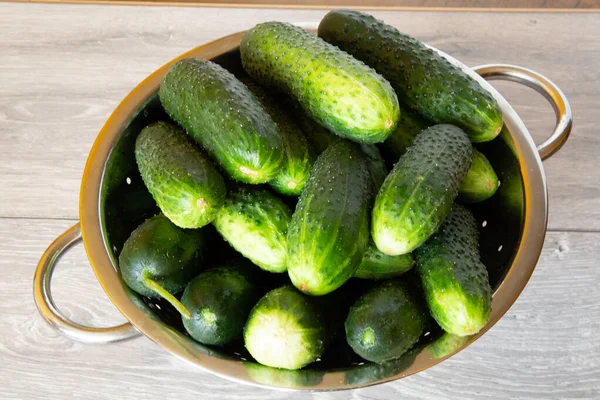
[1,218,598,399]
[0,3,599,231]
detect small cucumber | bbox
[354,245,415,280]
[212,187,291,273]
[242,79,314,196]
[345,280,426,363]
[458,149,499,203]
[244,286,327,370]
[415,204,492,336]
[159,58,284,183]
[318,9,503,143]
[135,122,226,229]
[118,214,203,319]
[372,124,472,255]
[241,22,400,143]
[181,267,259,345]
[287,141,372,296]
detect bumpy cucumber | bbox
[354,245,415,280]
[212,187,291,273]
[458,149,499,203]
[384,105,431,159]
[345,280,426,363]
[287,141,371,296]
[415,204,492,336]
[135,121,226,229]
[242,79,314,196]
[244,286,327,370]
[241,22,400,143]
[372,124,472,255]
[318,9,503,143]
[159,58,284,183]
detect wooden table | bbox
[1,3,599,398]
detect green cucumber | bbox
[159,58,284,183]
[181,267,258,345]
[241,22,400,143]
[242,79,314,196]
[287,102,341,154]
[212,187,291,273]
[458,149,499,203]
[135,122,226,229]
[354,244,415,280]
[118,214,203,319]
[415,204,492,336]
[372,124,472,255]
[318,9,503,143]
[287,141,372,295]
[360,144,388,195]
[345,280,426,363]
[244,285,327,370]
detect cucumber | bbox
[118,214,203,319]
[372,124,472,255]
[360,144,388,195]
[318,9,503,143]
[181,267,259,345]
[244,286,327,370]
[159,58,284,183]
[287,102,341,154]
[241,79,314,196]
[354,244,415,280]
[241,22,400,143]
[384,105,431,159]
[458,149,499,203]
[287,141,372,296]
[414,204,492,336]
[135,122,226,229]
[345,280,426,363]
[212,187,291,273]
[427,332,472,359]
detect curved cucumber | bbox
[242,79,314,196]
[318,9,503,143]
[345,280,426,363]
[458,149,499,203]
[159,58,284,183]
[244,286,327,370]
[241,22,400,143]
[212,187,291,273]
[135,122,226,229]
[372,124,472,255]
[354,245,415,280]
[181,267,258,345]
[287,141,372,296]
[119,214,203,319]
[415,204,492,336]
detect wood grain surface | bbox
[1,3,599,399]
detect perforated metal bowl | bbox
[34,25,571,390]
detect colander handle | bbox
[473,64,572,160]
[33,222,140,344]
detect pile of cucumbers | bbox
[119,9,501,371]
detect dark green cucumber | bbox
[241,22,400,143]
[135,122,226,229]
[287,141,372,296]
[372,124,472,255]
[244,285,327,370]
[318,9,503,143]
[345,280,426,363]
[384,105,431,159]
[159,58,284,183]
[212,187,291,273]
[354,244,415,280]
[288,102,341,154]
[360,144,388,195]
[415,204,492,336]
[242,79,314,196]
[118,214,203,319]
[181,267,259,345]
[458,149,499,203]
